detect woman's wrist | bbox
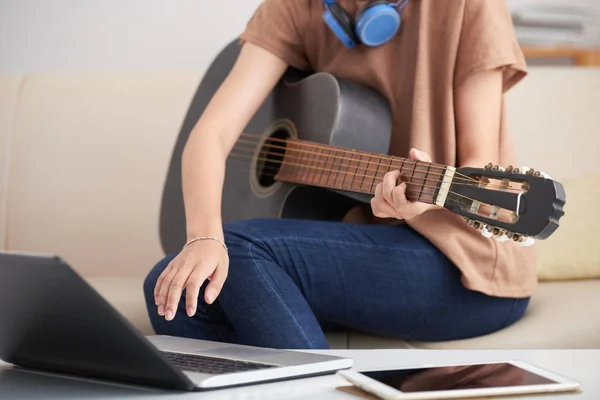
[186,221,224,243]
[183,236,228,254]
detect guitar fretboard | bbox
[274,140,447,205]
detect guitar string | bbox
[234,135,523,191]
[238,133,481,185]
[233,148,517,207]
[232,140,523,193]
[235,157,475,211]
[235,139,519,192]
[238,132,488,185]
[228,151,514,211]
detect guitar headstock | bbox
[442,163,566,246]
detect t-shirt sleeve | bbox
[454,0,527,92]
[239,0,310,71]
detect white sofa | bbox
[1,66,599,349]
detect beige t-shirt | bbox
[239,0,537,298]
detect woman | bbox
[143,0,536,349]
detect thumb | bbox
[410,148,432,163]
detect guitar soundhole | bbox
[256,128,289,188]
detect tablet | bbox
[337,360,580,400]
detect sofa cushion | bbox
[86,276,154,336]
[0,74,25,250]
[6,72,201,278]
[345,280,600,349]
[535,175,600,280]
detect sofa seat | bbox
[345,279,600,349]
[87,276,600,349]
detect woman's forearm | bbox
[181,131,228,241]
[176,43,289,242]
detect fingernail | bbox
[413,148,420,156]
[166,310,173,321]
[187,307,195,317]
[207,289,217,304]
[157,305,164,315]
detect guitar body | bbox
[224,64,392,223]
[160,40,392,254]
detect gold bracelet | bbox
[183,236,228,254]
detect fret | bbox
[295,143,308,183]
[359,154,369,193]
[340,150,350,190]
[405,159,418,202]
[316,146,326,186]
[426,164,445,205]
[325,148,335,186]
[309,146,318,185]
[331,149,342,189]
[350,151,361,191]
[370,156,382,194]
[389,158,403,174]
[344,150,354,191]
[375,156,389,193]
[305,146,316,183]
[386,156,394,174]
[417,163,431,202]
[434,166,446,204]
[281,141,301,182]
[410,160,430,204]
[314,147,325,186]
[281,142,296,178]
[323,148,334,187]
[305,149,317,185]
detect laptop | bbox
[0,251,353,391]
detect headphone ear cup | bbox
[355,1,402,47]
[355,0,391,20]
[322,2,358,48]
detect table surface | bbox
[1,350,598,400]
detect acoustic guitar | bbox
[159,41,565,253]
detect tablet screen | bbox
[362,363,558,393]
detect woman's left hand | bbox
[371,148,436,221]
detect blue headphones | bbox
[321,0,409,49]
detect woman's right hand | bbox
[154,239,229,321]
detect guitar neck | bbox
[274,140,453,206]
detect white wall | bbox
[0,0,263,73]
[1,0,599,73]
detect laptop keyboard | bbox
[161,351,278,375]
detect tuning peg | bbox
[480,226,493,238]
[520,166,532,175]
[516,236,535,247]
[529,168,552,179]
[493,228,509,242]
[495,234,509,242]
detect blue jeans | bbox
[143,218,529,349]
